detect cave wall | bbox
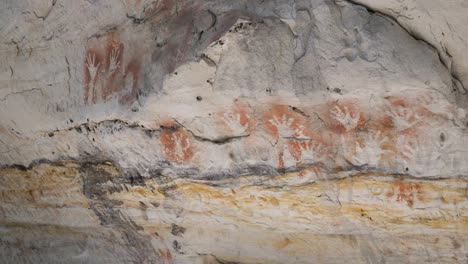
[0,0,467,263]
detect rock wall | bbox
[0,0,467,263]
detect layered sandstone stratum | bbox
[0,0,467,263]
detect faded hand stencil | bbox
[388,107,420,132]
[264,106,317,170]
[160,122,194,164]
[331,105,360,132]
[265,106,312,139]
[397,136,444,175]
[297,141,327,165]
[386,181,424,207]
[223,112,250,134]
[84,33,142,106]
[326,101,366,134]
[351,130,390,168]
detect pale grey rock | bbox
[0,0,467,263]
[349,0,468,99]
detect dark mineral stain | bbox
[452,238,461,249]
[171,224,186,237]
[139,201,148,209]
[125,169,146,186]
[80,163,120,198]
[79,162,160,261]
[440,132,445,142]
[333,88,342,94]
[172,240,181,252]
[145,130,153,138]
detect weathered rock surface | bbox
[0,0,467,263]
[350,0,468,97]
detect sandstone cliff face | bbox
[0,0,467,263]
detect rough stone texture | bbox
[349,0,468,99]
[0,0,467,263]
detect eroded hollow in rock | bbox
[0,0,467,263]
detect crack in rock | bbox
[33,0,57,21]
[173,119,250,144]
[0,88,43,102]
